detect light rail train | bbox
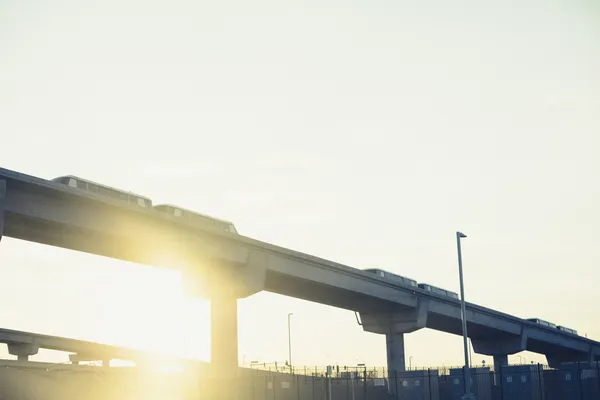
[417,283,459,299]
[363,268,417,287]
[51,175,237,234]
[52,175,582,337]
[363,269,459,299]
[527,318,579,336]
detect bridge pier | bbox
[181,250,267,399]
[209,294,241,400]
[386,332,406,374]
[359,298,429,395]
[471,331,527,385]
[0,179,5,242]
[211,294,239,373]
[8,343,39,361]
[493,354,508,383]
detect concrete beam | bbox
[360,298,429,335]
[471,328,528,356]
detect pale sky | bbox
[0,0,599,369]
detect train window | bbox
[77,180,88,190]
[199,215,215,226]
[137,198,147,207]
[68,178,77,188]
[174,209,182,217]
[98,186,115,198]
[379,271,385,277]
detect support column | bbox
[493,354,508,373]
[359,301,429,396]
[0,179,6,243]
[493,354,508,386]
[211,294,239,372]
[471,329,528,384]
[386,332,406,394]
[186,250,267,399]
[8,343,39,362]
[210,294,240,400]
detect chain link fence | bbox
[0,360,597,399]
[223,361,600,400]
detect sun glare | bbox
[77,255,212,363]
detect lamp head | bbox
[457,232,467,238]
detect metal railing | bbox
[234,362,600,400]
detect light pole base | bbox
[461,394,476,400]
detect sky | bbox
[0,0,599,369]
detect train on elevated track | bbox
[51,175,238,234]
[363,268,580,336]
[50,174,580,337]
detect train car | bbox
[153,204,238,234]
[526,318,558,329]
[363,269,418,288]
[52,175,152,208]
[557,325,578,335]
[418,283,459,299]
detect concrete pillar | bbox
[493,354,508,372]
[210,294,240,400]
[493,354,508,386]
[8,343,39,361]
[211,294,239,372]
[0,179,5,243]
[386,332,406,394]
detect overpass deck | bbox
[0,167,598,367]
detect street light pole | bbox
[288,313,294,373]
[456,231,474,400]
